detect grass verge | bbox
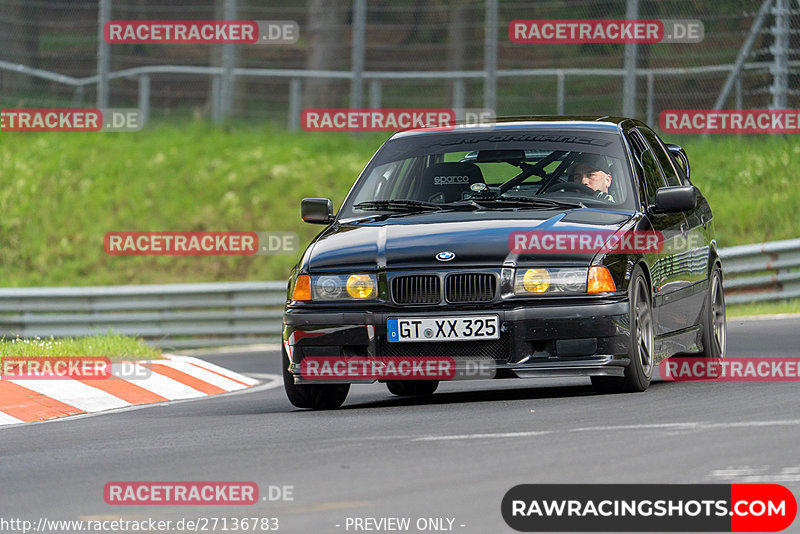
[0,333,162,362]
[727,300,800,318]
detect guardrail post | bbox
[556,71,565,114]
[350,0,366,109]
[289,77,301,131]
[369,79,381,108]
[138,75,150,127]
[483,0,498,112]
[777,248,800,295]
[96,0,111,108]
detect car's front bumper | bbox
[283,299,631,384]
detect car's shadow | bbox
[340,380,673,411]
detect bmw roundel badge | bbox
[436,251,455,261]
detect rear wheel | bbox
[699,265,726,359]
[386,380,439,396]
[592,267,654,394]
[282,347,349,410]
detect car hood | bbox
[307,209,635,272]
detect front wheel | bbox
[592,267,654,394]
[699,264,726,359]
[282,347,349,410]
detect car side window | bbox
[627,130,666,206]
[639,128,681,187]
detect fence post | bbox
[219,0,237,120]
[369,79,381,108]
[138,75,150,126]
[96,0,111,108]
[622,0,639,117]
[452,78,465,111]
[71,85,85,108]
[289,77,301,131]
[713,0,772,110]
[735,77,743,137]
[350,0,366,109]
[211,76,222,122]
[770,0,789,109]
[484,0,498,112]
[646,72,654,125]
[556,71,565,114]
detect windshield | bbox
[339,129,635,218]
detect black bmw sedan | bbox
[281,116,726,409]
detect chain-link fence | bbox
[0,0,798,128]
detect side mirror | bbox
[301,198,334,224]
[665,143,690,181]
[653,185,697,213]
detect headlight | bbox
[514,268,588,295]
[311,274,378,301]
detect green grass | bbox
[727,300,800,318]
[0,333,162,361]
[0,121,385,285]
[675,135,800,246]
[0,122,797,287]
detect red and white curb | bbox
[0,354,267,426]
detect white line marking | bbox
[0,411,25,426]
[7,379,130,412]
[154,359,249,391]
[707,465,800,483]
[167,354,259,386]
[571,419,800,433]
[412,430,553,441]
[125,368,208,400]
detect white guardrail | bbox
[0,239,798,348]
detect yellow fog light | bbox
[523,268,550,293]
[346,274,375,299]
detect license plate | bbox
[387,316,500,342]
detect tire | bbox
[386,380,439,397]
[698,264,726,359]
[282,347,349,410]
[592,267,654,394]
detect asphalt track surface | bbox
[2,316,800,533]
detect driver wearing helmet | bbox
[570,154,614,201]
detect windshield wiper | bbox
[468,196,586,210]
[353,200,444,212]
